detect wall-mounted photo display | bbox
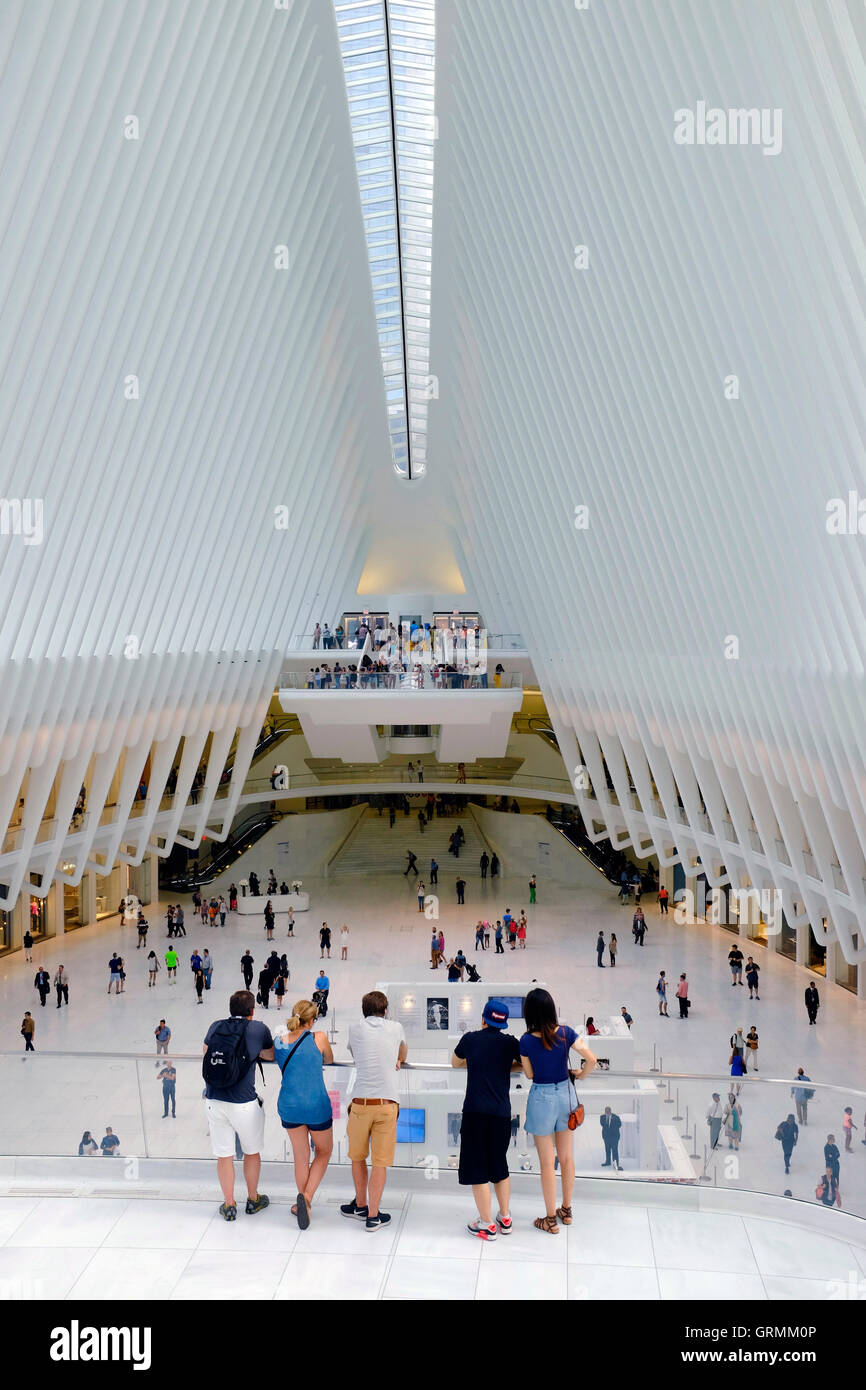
[426,996,449,1031]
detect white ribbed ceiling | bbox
[429,0,866,956]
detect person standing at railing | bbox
[334,623,344,648]
[341,990,407,1233]
[451,998,522,1240]
[274,1000,334,1229]
[706,1093,724,1149]
[312,623,321,649]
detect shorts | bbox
[458,1112,511,1186]
[525,1080,573,1136]
[282,1118,333,1132]
[110,972,121,983]
[205,1097,265,1158]
[729,962,740,973]
[346,1101,399,1166]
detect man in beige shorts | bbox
[340,990,408,1232]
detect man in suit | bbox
[596,931,606,967]
[805,982,820,1025]
[600,1106,622,1168]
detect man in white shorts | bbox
[202,990,274,1221]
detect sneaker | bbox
[495,1214,513,1234]
[340,1199,369,1220]
[245,1193,270,1216]
[365,1211,391,1232]
[219,1202,237,1222]
[467,1219,497,1241]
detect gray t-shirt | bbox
[203,1019,273,1104]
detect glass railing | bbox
[285,632,526,652]
[1,1053,862,1221]
[277,670,523,691]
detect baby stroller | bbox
[465,962,481,983]
[312,988,328,1018]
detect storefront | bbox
[63,881,82,931]
[29,894,47,938]
[778,910,797,961]
[97,864,126,919]
[835,932,859,993]
[807,921,826,975]
[0,909,10,953]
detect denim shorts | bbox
[525,1080,573,1136]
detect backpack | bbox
[202,1018,252,1089]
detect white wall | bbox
[471,804,605,887]
[210,806,364,893]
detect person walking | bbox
[824,1134,841,1183]
[745,1025,759,1071]
[728,944,744,986]
[528,873,536,904]
[340,924,349,960]
[480,851,489,880]
[658,884,669,915]
[34,967,51,1007]
[202,989,274,1220]
[23,929,33,963]
[241,950,254,990]
[147,951,160,987]
[274,1000,335,1229]
[723,1092,743,1150]
[165,946,178,983]
[775,1114,798,1174]
[159,1062,177,1117]
[600,1107,622,1169]
[20,1012,35,1051]
[313,969,329,1016]
[194,967,205,1004]
[219,897,227,927]
[634,907,647,946]
[805,982,820,1024]
[341,990,408,1232]
[706,1093,724,1149]
[257,966,272,1010]
[108,953,123,995]
[136,914,149,949]
[676,973,689,1018]
[843,1107,858,1151]
[745,957,761,1000]
[791,1069,813,1125]
[494,920,504,954]
[456,876,466,905]
[656,972,669,1016]
[319,923,331,958]
[608,932,616,966]
[451,998,521,1240]
[403,850,418,877]
[173,905,186,938]
[202,950,214,991]
[286,906,294,938]
[155,1020,171,1055]
[519,987,597,1234]
[430,858,438,886]
[596,932,605,968]
[273,971,286,1010]
[54,965,69,1008]
[430,929,441,970]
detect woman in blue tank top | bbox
[274,999,335,1229]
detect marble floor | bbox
[0,1183,864,1301]
[1,819,865,1296]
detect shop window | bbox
[63,882,81,931]
[0,909,9,952]
[835,934,858,994]
[29,895,46,937]
[778,912,797,961]
[807,922,826,976]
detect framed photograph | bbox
[426,996,449,1030]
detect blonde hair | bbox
[288,999,319,1032]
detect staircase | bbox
[329,804,492,877]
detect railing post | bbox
[672,1088,683,1121]
[649,1042,659,1073]
[664,1077,674,1104]
[682,1105,692,1143]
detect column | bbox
[80,871,97,928]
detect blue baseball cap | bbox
[483,999,509,1029]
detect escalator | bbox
[160,808,285,892]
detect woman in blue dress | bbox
[274,999,334,1228]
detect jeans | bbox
[24,1035,34,1051]
[795,1099,808,1124]
[156,1041,169,1055]
[495,938,504,953]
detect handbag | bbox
[567,1072,585,1130]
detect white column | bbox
[80,871,97,928]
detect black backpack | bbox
[202,1018,251,1088]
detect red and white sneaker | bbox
[467,1220,498,1241]
[496,1214,513,1234]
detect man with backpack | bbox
[202,990,274,1221]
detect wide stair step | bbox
[329,806,491,876]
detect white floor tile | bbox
[568,1263,660,1300]
[103,1199,215,1250]
[384,1254,480,1299]
[5,1197,128,1248]
[745,1217,862,1281]
[657,1268,766,1300]
[67,1247,194,1300]
[198,1206,301,1253]
[476,1257,566,1301]
[0,1246,98,1299]
[275,1251,387,1300]
[172,1250,292,1300]
[565,1202,654,1267]
[649,1209,758,1274]
[762,1273,862,1300]
[0,1197,40,1243]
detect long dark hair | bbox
[523,987,561,1051]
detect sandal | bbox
[556,1205,573,1225]
[534,1215,559,1234]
